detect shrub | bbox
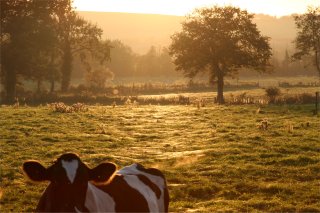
[297,93,315,104]
[265,87,281,103]
[281,93,315,104]
[69,84,88,93]
[178,95,190,105]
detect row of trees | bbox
[105,41,176,79]
[1,3,319,104]
[1,0,111,103]
[82,6,318,105]
[270,49,316,77]
[70,41,178,91]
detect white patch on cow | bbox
[84,182,115,212]
[118,164,166,212]
[61,159,78,183]
[123,175,158,212]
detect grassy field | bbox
[0,102,319,212]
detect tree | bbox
[53,0,111,92]
[1,0,111,101]
[136,46,160,78]
[169,6,272,104]
[106,40,136,78]
[158,47,176,78]
[1,0,58,102]
[1,0,30,102]
[282,49,290,74]
[27,1,61,93]
[292,6,320,78]
[134,46,176,79]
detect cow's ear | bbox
[89,162,117,183]
[23,161,49,182]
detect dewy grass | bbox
[0,104,319,212]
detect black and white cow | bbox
[23,153,169,212]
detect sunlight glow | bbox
[73,0,320,17]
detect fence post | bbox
[316,92,319,115]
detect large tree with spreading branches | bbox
[55,1,111,92]
[169,6,272,104]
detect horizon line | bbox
[75,10,301,18]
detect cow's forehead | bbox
[58,153,80,162]
[61,159,79,183]
[56,153,81,183]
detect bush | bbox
[282,93,315,104]
[265,87,281,103]
[297,93,315,104]
[69,84,88,94]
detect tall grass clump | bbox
[48,102,88,113]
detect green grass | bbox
[0,103,319,212]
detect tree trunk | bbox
[5,67,16,104]
[37,79,42,93]
[216,67,225,104]
[61,40,72,92]
[50,80,55,93]
[49,52,56,93]
[315,49,320,79]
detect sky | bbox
[73,0,320,17]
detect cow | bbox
[23,153,169,212]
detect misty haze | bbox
[1,1,319,212]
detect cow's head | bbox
[23,153,116,212]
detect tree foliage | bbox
[106,40,136,78]
[136,46,176,79]
[0,0,111,102]
[292,6,320,78]
[1,0,59,102]
[169,6,272,103]
[49,0,111,92]
[103,42,176,80]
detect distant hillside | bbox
[253,14,297,59]
[78,11,297,59]
[78,12,183,54]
